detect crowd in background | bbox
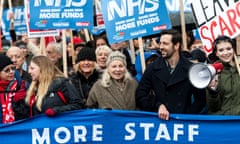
[1,12,240,124]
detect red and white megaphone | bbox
[189,62,223,89]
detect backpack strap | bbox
[14,70,22,91]
[57,91,67,104]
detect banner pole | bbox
[70,30,75,66]
[0,0,4,51]
[138,37,146,73]
[129,39,135,64]
[39,37,45,55]
[61,29,68,77]
[234,54,240,76]
[235,35,240,76]
[8,0,12,10]
[180,0,187,51]
[84,29,90,42]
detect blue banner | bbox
[29,0,93,30]
[101,0,172,44]
[2,6,27,40]
[166,0,192,12]
[1,109,240,144]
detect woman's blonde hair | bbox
[95,45,112,70]
[95,45,112,55]
[25,55,65,111]
[101,51,132,87]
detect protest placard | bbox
[191,0,240,53]
[101,0,172,44]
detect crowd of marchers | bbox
[1,16,240,124]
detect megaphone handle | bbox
[234,54,240,76]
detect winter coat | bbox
[87,79,138,110]
[0,80,29,123]
[136,56,206,114]
[30,77,84,116]
[70,70,100,104]
[207,63,240,115]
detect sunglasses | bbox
[2,66,16,73]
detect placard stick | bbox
[8,0,13,20]
[84,29,90,42]
[138,37,146,73]
[61,30,68,77]
[69,30,75,65]
[129,39,136,64]
[234,53,240,76]
[8,0,12,9]
[0,0,4,51]
[39,37,45,55]
[180,0,187,51]
[90,33,94,41]
[236,35,240,55]
[8,0,13,12]
[235,35,240,76]
[0,0,4,20]
[8,0,15,46]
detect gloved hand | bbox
[45,108,56,117]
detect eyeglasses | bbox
[2,66,16,73]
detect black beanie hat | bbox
[76,46,96,62]
[0,54,13,71]
[190,49,206,63]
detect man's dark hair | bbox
[159,29,182,45]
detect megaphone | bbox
[189,62,223,89]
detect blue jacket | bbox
[135,50,160,82]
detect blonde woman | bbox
[26,56,84,117]
[70,46,100,106]
[87,51,138,110]
[95,45,112,73]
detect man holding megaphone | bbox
[203,36,240,115]
[136,29,206,120]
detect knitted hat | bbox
[106,51,126,66]
[76,46,96,62]
[0,54,13,71]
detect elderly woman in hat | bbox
[86,51,138,110]
[0,54,29,124]
[70,46,100,106]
